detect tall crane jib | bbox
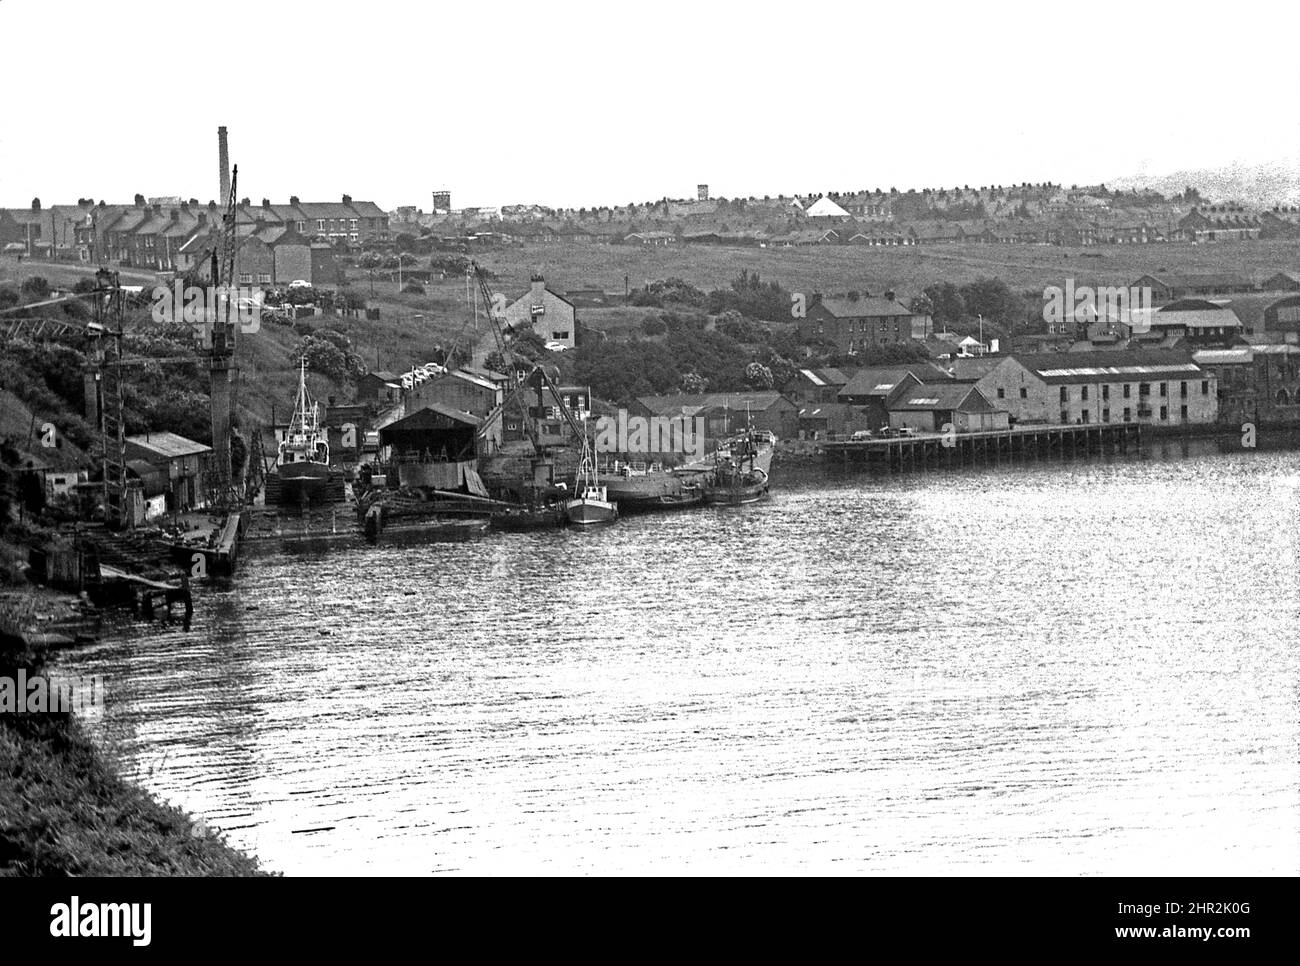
[207,165,241,508]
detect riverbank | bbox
[1,537,271,875]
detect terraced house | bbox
[799,292,933,354]
[970,350,1218,427]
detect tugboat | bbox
[566,444,618,526]
[703,428,772,506]
[273,358,334,505]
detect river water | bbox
[54,445,1300,875]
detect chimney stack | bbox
[218,126,231,203]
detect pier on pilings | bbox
[820,422,1142,473]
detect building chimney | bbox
[342,194,352,206]
[218,126,231,203]
[290,195,300,206]
[530,273,545,299]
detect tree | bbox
[922,282,965,325]
[681,372,708,393]
[744,362,773,389]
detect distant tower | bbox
[218,126,231,203]
[697,184,709,201]
[432,190,451,213]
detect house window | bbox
[238,273,252,284]
[258,273,271,284]
[1139,383,1150,397]
[1081,409,1090,423]
[552,331,570,341]
[1123,384,1131,398]
[1202,380,1209,395]
[1180,381,1188,398]
[1159,382,1168,397]
[1059,386,1068,402]
[1180,405,1188,420]
[1081,386,1089,401]
[1102,408,1110,422]
[1060,410,1069,424]
[316,219,326,231]
[1019,387,1027,399]
[997,388,1005,399]
[1102,385,1110,401]
[1123,407,1131,422]
[1159,405,1168,420]
[350,233,359,242]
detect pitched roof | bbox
[636,391,791,414]
[813,295,913,318]
[1012,349,1202,384]
[805,196,852,218]
[124,431,212,459]
[891,385,996,412]
[838,368,920,398]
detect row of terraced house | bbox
[0,195,389,287]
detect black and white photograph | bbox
[0,0,1291,944]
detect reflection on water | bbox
[56,449,1300,874]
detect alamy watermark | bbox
[594,408,707,459]
[1043,280,1152,332]
[150,281,262,337]
[0,669,104,714]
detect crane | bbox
[205,164,242,509]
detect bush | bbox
[20,277,50,300]
[640,316,667,336]
[401,281,425,295]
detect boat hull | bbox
[490,505,567,531]
[704,468,769,506]
[275,462,333,505]
[565,498,619,526]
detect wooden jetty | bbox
[822,423,1142,472]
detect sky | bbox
[1,0,1297,210]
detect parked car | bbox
[288,279,313,289]
[851,429,874,441]
[897,426,917,437]
[544,341,569,352]
[878,426,898,438]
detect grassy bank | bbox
[1,630,270,876]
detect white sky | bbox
[1,0,1297,210]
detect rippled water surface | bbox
[56,449,1300,874]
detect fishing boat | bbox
[273,359,334,505]
[704,428,772,505]
[566,445,618,526]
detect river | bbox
[53,445,1300,874]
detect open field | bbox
[461,238,1300,299]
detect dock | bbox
[821,423,1142,472]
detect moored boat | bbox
[703,428,773,505]
[566,446,619,526]
[600,459,706,511]
[490,503,567,531]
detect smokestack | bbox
[218,126,230,204]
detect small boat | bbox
[566,446,618,526]
[490,503,567,531]
[704,428,772,505]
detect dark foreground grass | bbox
[0,647,271,877]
